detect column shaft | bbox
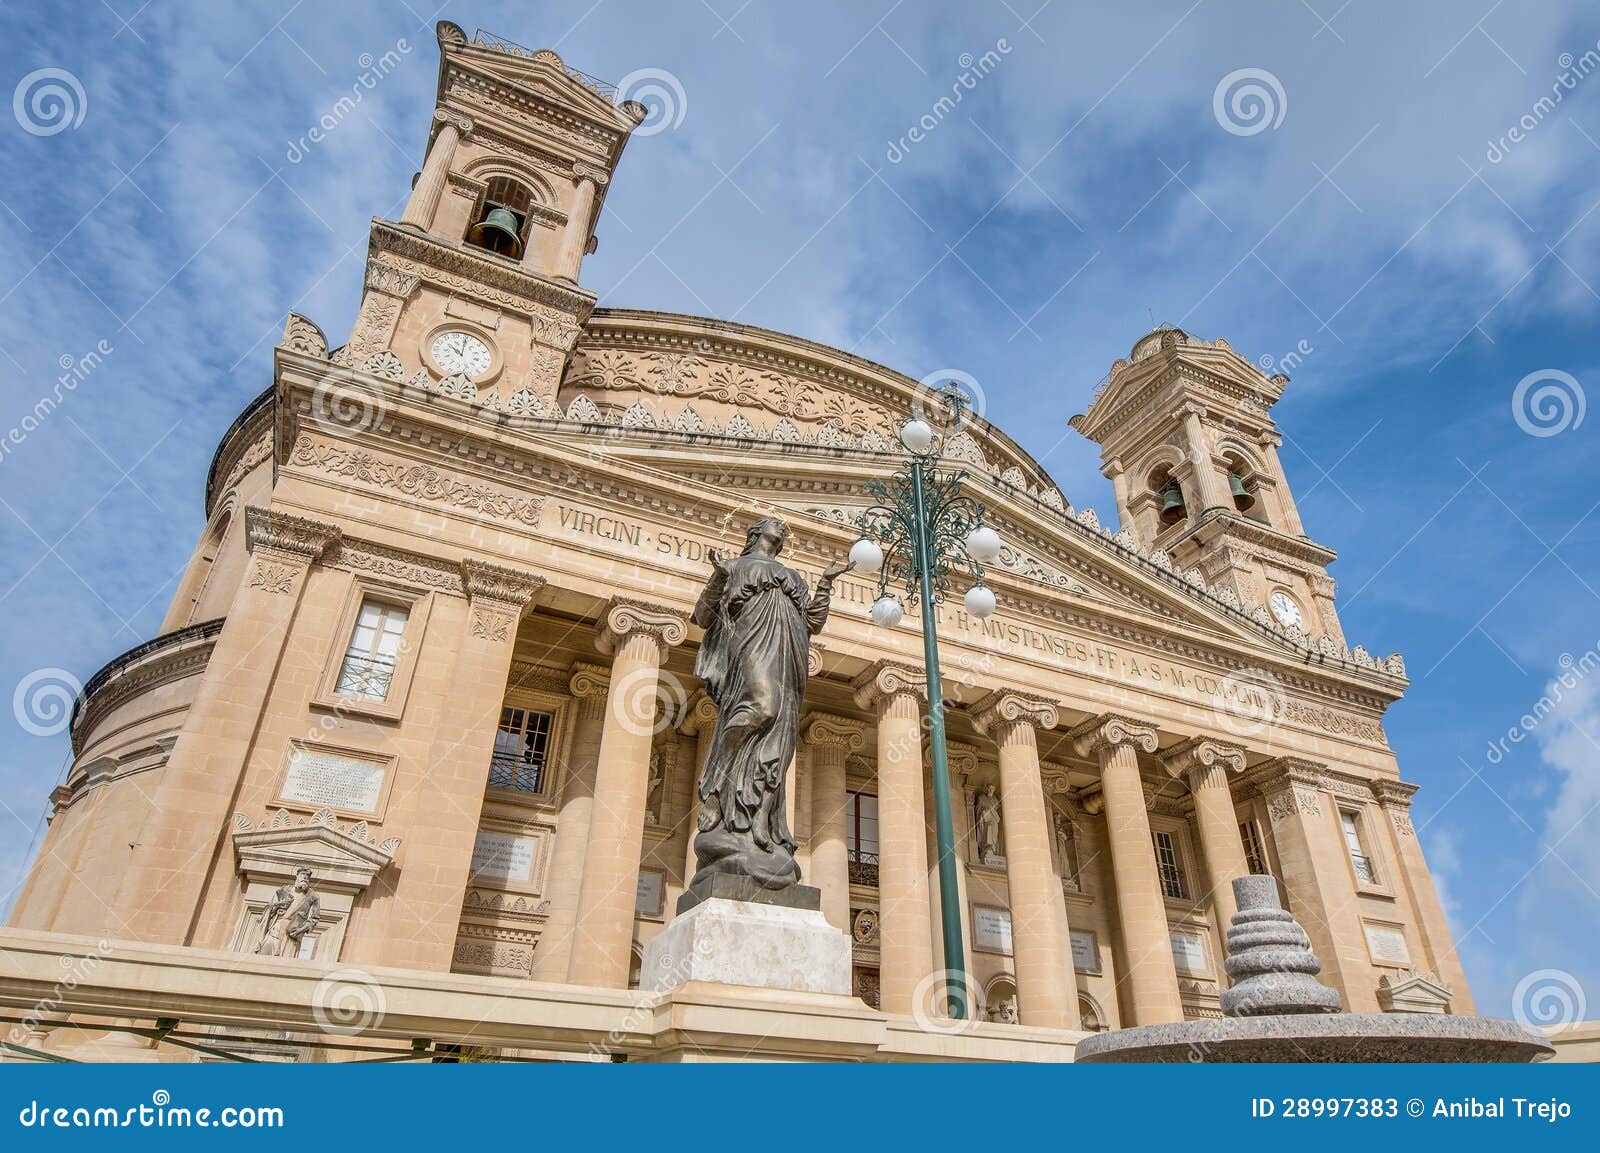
[1189,763,1250,936]
[876,692,933,1015]
[805,721,857,934]
[402,115,463,230]
[553,176,597,280]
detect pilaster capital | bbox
[572,160,610,187]
[433,107,474,136]
[244,507,340,561]
[970,689,1059,740]
[803,712,867,756]
[597,596,688,655]
[850,661,927,711]
[1371,778,1418,809]
[460,559,546,609]
[808,641,825,678]
[1257,430,1284,450]
[1069,713,1158,759]
[679,689,719,736]
[944,739,983,780]
[568,661,611,702]
[1172,399,1208,423]
[1161,735,1247,780]
[1247,756,1330,823]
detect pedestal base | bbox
[641,897,851,996]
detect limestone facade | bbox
[5,24,1474,1059]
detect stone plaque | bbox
[1364,922,1411,966]
[1169,929,1210,974]
[470,831,536,884]
[972,905,1013,956]
[280,746,386,813]
[635,869,665,919]
[1070,929,1101,974]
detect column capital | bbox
[1161,735,1247,780]
[568,661,611,702]
[971,689,1059,740]
[851,661,926,711]
[433,107,474,136]
[244,507,340,561]
[1247,754,1329,793]
[597,597,688,655]
[808,641,825,677]
[571,160,610,186]
[679,689,719,736]
[1371,777,1418,809]
[1172,399,1208,422]
[460,559,545,609]
[1069,713,1158,759]
[803,712,867,755]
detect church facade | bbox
[2,24,1473,1061]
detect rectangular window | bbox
[846,790,878,886]
[1152,830,1188,900]
[490,708,553,793]
[1341,810,1378,885]
[335,600,409,700]
[1239,819,1270,877]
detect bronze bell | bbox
[468,206,523,258]
[1160,482,1186,524]
[1228,471,1255,511]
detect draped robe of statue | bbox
[690,519,840,890]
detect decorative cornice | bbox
[460,559,546,608]
[244,506,340,560]
[1161,735,1247,779]
[803,713,868,755]
[328,538,463,594]
[597,597,688,654]
[851,661,927,710]
[970,689,1059,739]
[1070,713,1159,758]
[370,220,596,317]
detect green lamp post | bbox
[848,384,1003,1020]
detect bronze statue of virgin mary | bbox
[688,516,851,892]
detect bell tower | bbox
[1069,328,1344,645]
[336,22,645,400]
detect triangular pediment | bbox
[440,27,640,135]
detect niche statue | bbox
[689,516,851,891]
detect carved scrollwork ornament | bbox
[971,689,1060,740]
[850,662,928,710]
[460,559,545,609]
[433,107,474,136]
[244,507,341,561]
[597,597,688,655]
[1071,713,1159,759]
[1161,735,1248,779]
[803,713,868,755]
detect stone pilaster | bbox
[803,714,866,934]
[568,598,687,987]
[1247,756,1376,1011]
[1163,735,1250,939]
[973,690,1079,1030]
[385,560,545,971]
[1072,713,1183,1025]
[529,663,609,982]
[110,509,340,945]
[1371,778,1474,1012]
[852,662,932,1017]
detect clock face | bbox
[1269,592,1303,628]
[430,331,493,379]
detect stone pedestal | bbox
[642,896,852,997]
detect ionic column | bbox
[1163,736,1250,940]
[402,109,472,230]
[853,663,933,1016]
[530,663,609,982]
[974,691,1079,1030]
[568,599,687,987]
[804,714,866,934]
[677,691,718,892]
[552,163,605,281]
[1257,432,1306,535]
[111,508,340,945]
[1072,714,1183,1025]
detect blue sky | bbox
[1,1,1596,1026]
